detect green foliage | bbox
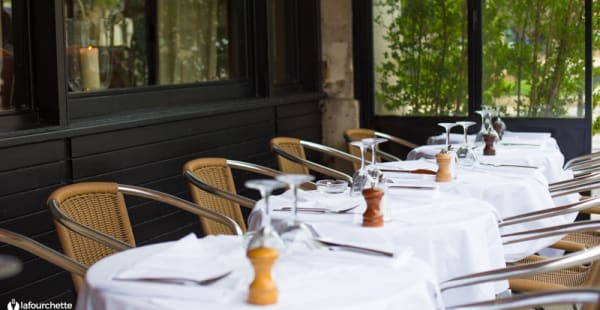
[374,0,596,120]
[374,0,468,116]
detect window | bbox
[372,0,468,116]
[482,1,585,118]
[0,0,28,113]
[372,0,590,119]
[63,0,245,93]
[271,0,298,86]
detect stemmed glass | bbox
[366,138,388,185]
[244,179,287,251]
[455,121,478,167]
[437,123,458,149]
[274,174,321,250]
[350,138,376,196]
[475,108,491,142]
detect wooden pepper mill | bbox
[362,188,384,227]
[483,134,496,155]
[435,151,452,182]
[247,247,279,305]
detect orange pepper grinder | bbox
[247,247,279,305]
[362,188,384,227]
[436,151,452,182]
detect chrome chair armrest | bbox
[569,159,600,174]
[300,140,363,166]
[501,219,600,245]
[440,245,600,291]
[49,200,134,252]
[121,183,244,236]
[447,288,600,309]
[272,145,353,182]
[0,228,88,276]
[565,151,600,169]
[549,172,600,191]
[374,131,419,149]
[377,150,402,162]
[184,169,256,209]
[500,197,600,227]
[227,160,282,178]
[551,181,600,197]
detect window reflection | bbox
[64,0,243,93]
[0,0,14,111]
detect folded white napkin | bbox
[114,234,245,283]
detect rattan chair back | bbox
[48,182,135,290]
[270,137,310,174]
[183,158,247,234]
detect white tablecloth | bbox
[407,143,565,184]
[427,131,559,151]
[76,235,441,310]
[248,191,507,307]
[378,159,579,260]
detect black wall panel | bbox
[0,99,321,305]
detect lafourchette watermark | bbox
[7,299,72,310]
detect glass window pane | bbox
[1,0,15,111]
[482,0,585,118]
[271,0,296,85]
[64,0,244,93]
[372,0,468,116]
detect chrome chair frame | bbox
[271,139,357,183]
[448,288,600,309]
[501,219,600,245]
[49,184,243,252]
[183,159,302,209]
[440,243,600,292]
[550,177,600,197]
[0,228,87,276]
[565,151,600,169]
[499,197,600,227]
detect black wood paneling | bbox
[0,97,321,306]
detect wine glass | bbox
[274,174,322,251]
[437,123,458,149]
[350,138,376,196]
[245,179,287,251]
[366,138,388,187]
[475,108,492,142]
[455,121,478,167]
[491,106,506,139]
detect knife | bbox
[315,238,395,257]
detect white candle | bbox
[79,46,101,91]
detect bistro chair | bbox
[501,220,600,292]
[499,196,600,251]
[448,288,600,309]
[343,128,417,169]
[0,228,87,289]
[48,181,241,290]
[442,241,600,310]
[183,158,299,234]
[270,137,358,183]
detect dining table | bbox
[248,189,507,307]
[75,234,442,310]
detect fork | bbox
[115,271,232,286]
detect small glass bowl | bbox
[316,179,348,195]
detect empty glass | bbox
[491,106,506,139]
[244,179,287,251]
[350,139,376,196]
[275,174,322,251]
[455,121,478,167]
[437,123,458,149]
[366,138,388,188]
[475,108,492,142]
